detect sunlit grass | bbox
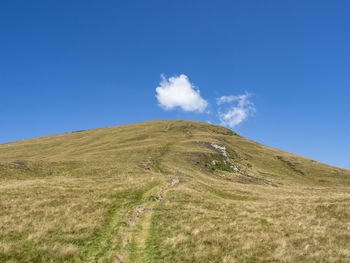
[0,120,349,262]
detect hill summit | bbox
[1,120,349,262]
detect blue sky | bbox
[1,1,349,169]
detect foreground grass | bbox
[0,120,349,262]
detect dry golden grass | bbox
[0,120,349,262]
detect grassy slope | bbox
[0,120,349,262]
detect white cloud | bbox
[155,74,208,112]
[217,93,255,128]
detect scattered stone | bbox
[139,162,151,171]
[0,161,28,170]
[211,143,228,158]
[211,143,243,174]
[169,178,179,188]
[130,178,179,226]
[156,192,163,202]
[129,206,145,226]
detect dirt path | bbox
[82,182,161,263]
[85,143,179,262]
[126,177,179,262]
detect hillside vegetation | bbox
[0,120,349,262]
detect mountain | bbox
[1,120,349,262]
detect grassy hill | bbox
[0,120,349,262]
